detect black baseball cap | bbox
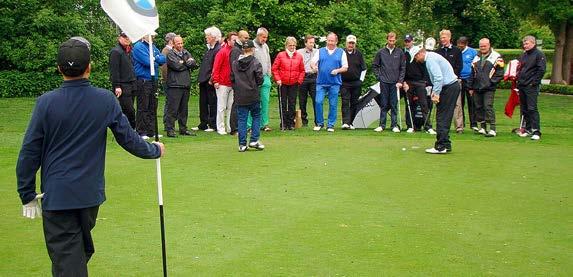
[242,40,255,49]
[404,34,414,42]
[57,37,91,77]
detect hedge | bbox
[498,81,572,95]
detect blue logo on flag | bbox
[128,0,157,17]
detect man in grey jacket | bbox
[372,32,406,133]
[165,35,197,137]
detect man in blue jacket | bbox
[16,37,165,276]
[457,36,478,132]
[132,33,166,139]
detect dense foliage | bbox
[0,0,563,97]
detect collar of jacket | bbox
[61,78,90,88]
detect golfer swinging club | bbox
[16,37,165,276]
[410,45,461,154]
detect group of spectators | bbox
[109,26,547,152]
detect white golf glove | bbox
[22,193,44,219]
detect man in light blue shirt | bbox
[457,36,478,132]
[410,46,461,154]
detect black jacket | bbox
[109,43,136,88]
[341,49,366,85]
[231,55,263,106]
[436,45,463,77]
[404,49,430,86]
[372,46,406,83]
[467,50,504,91]
[517,46,546,87]
[197,41,221,83]
[16,79,160,210]
[166,48,197,88]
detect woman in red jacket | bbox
[272,36,305,130]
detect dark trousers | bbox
[461,79,477,128]
[474,89,496,130]
[340,82,362,125]
[237,102,261,146]
[43,206,99,277]
[379,82,398,128]
[298,75,317,126]
[405,84,431,130]
[198,81,217,130]
[435,82,461,151]
[117,82,137,129]
[164,87,190,132]
[519,84,541,135]
[136,79,158,136]
[279,84,298,129]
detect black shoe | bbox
[166,130,177,137]
[180,130,196,136]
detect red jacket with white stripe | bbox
[272,51,305,85]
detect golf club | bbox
[277,84,285,130]
[405,91,414,131]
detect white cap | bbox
[346,35,357,43]
[409,45,421,63]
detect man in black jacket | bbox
[467,38,504,137]
[229,30,251,135]
[517,35,546,140]
[109,32,137,128]
[340,35,366,130]
[231,40,264,152]
[402,34,435,134]
[195,26,221,132]
[17,37,165,276]
[437,29,464,133]
[165,35,197,137]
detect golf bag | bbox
[411,95,425,130]
[352,83,382,128]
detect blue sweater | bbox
[317,47,343,85]
[16,79,161,210]
[132,40,166,80]
[460,47,477,80]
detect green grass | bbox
[1,90,572,276]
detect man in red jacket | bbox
[212,32,238,135]
[272,36,306,130]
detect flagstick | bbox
[149,34,168,277]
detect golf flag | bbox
[100,0,159,41]
[504,81,520,118]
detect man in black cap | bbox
[16,37,165,276]
[109,32,137,128]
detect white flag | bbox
[101,0,159,42]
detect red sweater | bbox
[272,51,305,85]
[212,43,233,86]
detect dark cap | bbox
[404,34,414,42]
[57,37,91,77]
[242,39,255,49]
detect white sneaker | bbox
[486,130,497,137]
[406,128,414,133]
[477,128,486,135]
[472,126,479,132]
[426,128,437,135]
[392,127,401,133]
[327,128,335,132]
[349,125,355,130]
[248,141,265,150]
[140,135,150,140]
[313,126,322,131]
[204,128,214,132]
[374,126,383,132]
[531,134,540,140]
[341,123,350,130]
[191,127,199,131]
[518,131,529,137]
[217,130,227,135]
[425,147,447,154]
[238,145,248,152]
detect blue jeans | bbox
[315,84,340,128]
[237,102,261,146]
[379,82,398,128]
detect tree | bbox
[509,0,573,84]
